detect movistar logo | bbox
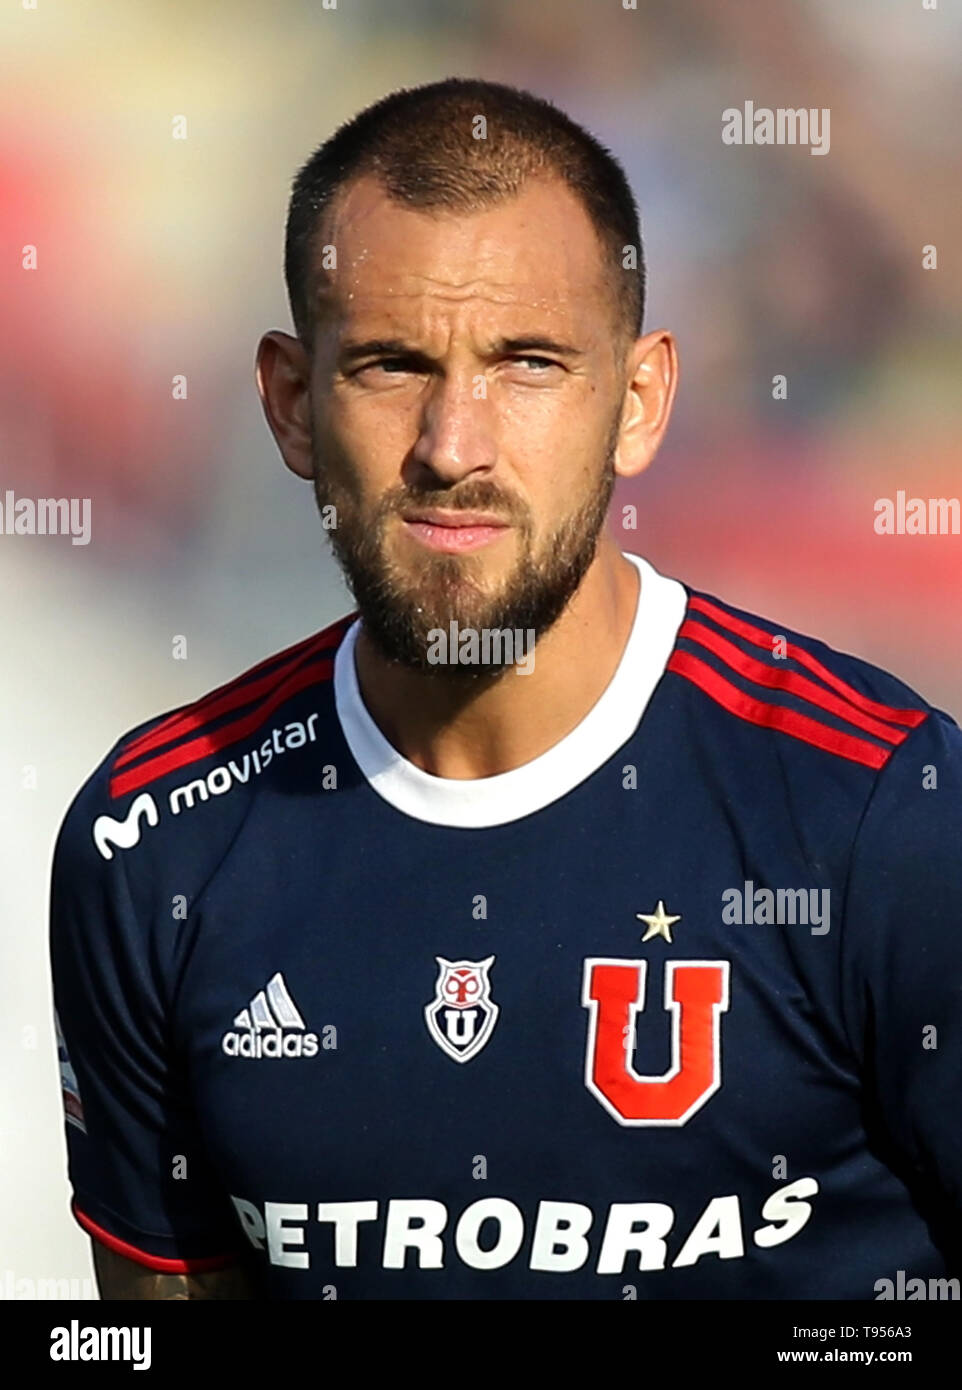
[92,793,159,860]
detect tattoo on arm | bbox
[93,1243,257,1300]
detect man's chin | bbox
[360,612,522,680]
[354,580,534,675]
[389,538,510,594]
[380,550,510,624]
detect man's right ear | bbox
[255,330,314,481]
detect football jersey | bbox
[49,552,962,1299]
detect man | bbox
[50,77,962,1301]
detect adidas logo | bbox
[221,972,319,1058]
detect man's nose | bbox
[410,370,497,484]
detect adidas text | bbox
[222,1029,319,1059]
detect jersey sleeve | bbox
[840,707,962,1264]
[49,750,243,1272]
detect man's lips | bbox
[400,509,511,554]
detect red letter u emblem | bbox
[582,958,730,1126]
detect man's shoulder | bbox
[56,612,355,868]
[668,579,960,773]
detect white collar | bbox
[333,551,687,828]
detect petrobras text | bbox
[230,1178,819,1276]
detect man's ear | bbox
[255,330,314,481]
[613,329,679,481]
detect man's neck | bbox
[351,538,641,780]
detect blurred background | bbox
[2,0,960,1293]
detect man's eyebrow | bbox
[337,334,585,364]
[337,338,420,364]
[494,335,584,358]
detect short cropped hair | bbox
[284,77,645,352]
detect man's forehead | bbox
[316,173,610,310]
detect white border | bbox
[581,958,731,1127]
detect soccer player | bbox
[50,78,962,1300]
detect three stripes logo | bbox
[221,971,319,1058]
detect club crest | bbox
[424,955,499,1063]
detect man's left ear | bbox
[613,329,679,481]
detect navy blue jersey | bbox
[49,553,962,1299]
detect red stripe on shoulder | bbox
[688,595,927,730]
[679,617,909,745]
[116,614,354,768]
[109,655,335,799]
[667,649,892,769]
[72,1201,240,1274]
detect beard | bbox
[312,421,618,679]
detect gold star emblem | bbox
[637,900,681,943]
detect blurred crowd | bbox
[2,0,959,697]
[1,0,960,702]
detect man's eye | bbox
[366,358,410,373]
[514,356,559,371]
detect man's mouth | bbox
[400,509,511,554]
